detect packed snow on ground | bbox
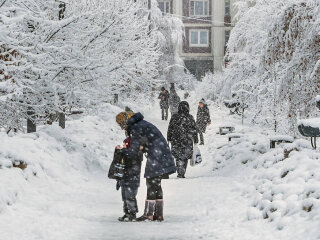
[0,97,320,240]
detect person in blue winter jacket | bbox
[117,137,143,222]
[116,111,176,222]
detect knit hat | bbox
[161,87,165,91]
[123,137,131,148]
[116,111,134,129]
[199,98,206,105]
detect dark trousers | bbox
[199,131,204,144]
[176,158,188,177]
[197,125,206,144]
[121,185,138,214]
[161,108,168,120]
[146,177,163,200]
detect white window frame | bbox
[190,0,209,17]
[189,29,209,47]
[158,0,171,14]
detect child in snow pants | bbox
[118,137,143,222]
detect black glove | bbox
[116,180,120,191]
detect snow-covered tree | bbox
[67,0,163,105]
[0,0,164,133]
[199,0,320,135]
[0,0,83,133]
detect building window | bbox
[158,1,170,14]
[190,0,209,16]
[225,0,230,15]
[190,30,209,47]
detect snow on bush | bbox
[0,103,122,213]
[213,130,320,231]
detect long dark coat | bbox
[158,90,169,109]
[121,113,176,179]
[196,105,211,133]
[167,101,198,160]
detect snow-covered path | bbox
[2,103,289,240]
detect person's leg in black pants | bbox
[199,130,204,145]
[176,158,188,178]
[161,108,164,120]
[121,186,129,216]
[146,177,163,200]
[119,184,138,221]
[123,186,138,215]
[197,125,205,145]
[136,177,163,221]
[147,177,164,221]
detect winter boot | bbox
[118,214,129,222]
[177,174,185,178]
[136,200,155,222]
[127,213,136,222]
[118,213,136,222]
[153,199,164,221]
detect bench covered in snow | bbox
[219,125,235,135]
[298,118,320,149]
[224,100,240,109]
[227,133,243,142]
[269,135,294,149]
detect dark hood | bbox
[127,112,144,131]
[178,101,190,114]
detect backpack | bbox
[108,149,125,180]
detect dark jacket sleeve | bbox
[196,107,200,122]
[167,116,175,142]
[206,107,211,124]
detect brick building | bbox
[158,0,236,79]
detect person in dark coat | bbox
[196,99,211,145]
[158,87,169,120]
[167,101,198,178]
[116,111,176,222]
[169,87,181,116]
[117,137,143,222]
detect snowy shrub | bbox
[213,129,320,230]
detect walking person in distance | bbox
[196,99,211,145]
[167,101,198,178]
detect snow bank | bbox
[0,103,123,213]
[213,131,320,235]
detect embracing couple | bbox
[111,110,176,222]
